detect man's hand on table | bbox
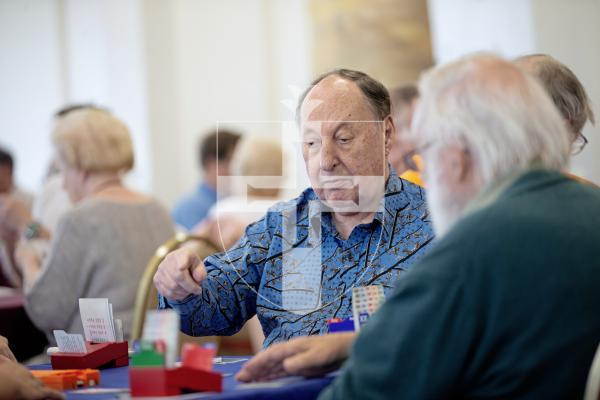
[0,362,64,400]
[236,332,356,382]
[0,336,16,363]
[153,247,206,301]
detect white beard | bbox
[425,161,466,238]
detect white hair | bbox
[412,53,571,187]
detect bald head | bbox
[296,69,390,127]
[296,69,394,216]
[515,54,595,139]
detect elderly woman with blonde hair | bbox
[9,108,173,343]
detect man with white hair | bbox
[237,54,600,398]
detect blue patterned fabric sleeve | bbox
[158,214,273,336]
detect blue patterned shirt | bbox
[159,172,434,346]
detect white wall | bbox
[157,0,312,206]
[427,0,600,184]
[0,0,313,206]
[531,0,600,181]
[0,0,64,192]
[63,0,151,192]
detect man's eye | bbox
[339,138,351,144]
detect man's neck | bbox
[333,211,377,240]
[328,165,390,240]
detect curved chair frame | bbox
[130,232,219,341]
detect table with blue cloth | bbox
[30,357,335,400]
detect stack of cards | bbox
[52,298,124,354]
[352,285,385,331]
[79,298,123,343]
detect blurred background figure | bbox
[0,147,33,287]
[194,134,288,353]
[0,147,33,208]
[514,54,596,155]
[29,105,103,235]
[196,135,286,250]
[3,108,174,349]
[387,84,424,186]
[172,130,241,231]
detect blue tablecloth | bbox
[31,357,335,400]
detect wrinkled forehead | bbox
[300,76,376,131]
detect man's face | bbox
[300,76,391,214]
[421,143,480,237]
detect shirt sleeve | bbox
[159,213,273,336]
[24,216,87,335]
[318,237,477,400]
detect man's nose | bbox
[320,140,338,172]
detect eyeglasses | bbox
[572,132,588,155]
[402,141,434,172]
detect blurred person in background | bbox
[387,84,424,186]
[0,147,33,208]
[0,105,99,288]
[29,105,104,234]
[0,147,33,287]
[172,130,241,230]
[195,134,288,251]
[1,108,174,344]
[515,54,595,158]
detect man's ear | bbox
[383,115,395,158]
[445,145,472,184]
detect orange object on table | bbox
[31,369,100,391]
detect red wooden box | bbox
[51,341,129,370]
[129,366,222,397]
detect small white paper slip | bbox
[53,330,87,354]
[79,298,116,343]
[142,310,180,368]
[352,285,386,332]
[114,319,124,342]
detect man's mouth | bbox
[319,178,355,189]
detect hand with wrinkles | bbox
[0,336,16,363]
[0,361,65,400]
[236,332,356,382]
[153,247,206,301]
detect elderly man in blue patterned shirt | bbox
[154,69,434,347]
